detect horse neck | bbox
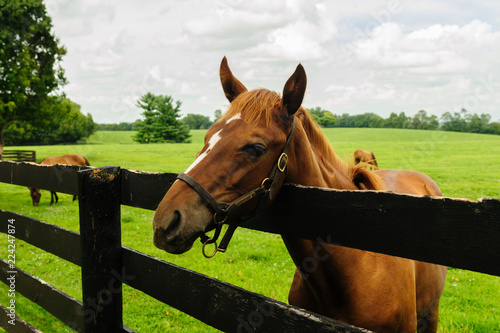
[281,120,360,305]
[285,121,357,190]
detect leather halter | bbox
[176,118,296,258]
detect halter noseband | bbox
[176,118,296,258]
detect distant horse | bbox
[152,57,447,332]
[354,149,378,169]
[29,153,90,206]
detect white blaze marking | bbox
[184,129,223,174]
[226,113,241,124]
[183,113,241,175]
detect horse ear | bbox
[220,56,248,102]
[282,64,307,116]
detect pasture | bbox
[0,128,499,332]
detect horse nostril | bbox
[164,210,182,241]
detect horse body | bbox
[29,153,90,206]
[153,58,446,332]
[287,130,445,328]
[273,108,446,332]
[40,153,89,167]
[375,169,442,196]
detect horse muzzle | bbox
[153,184,212,254]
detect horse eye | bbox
[242,143,266,158]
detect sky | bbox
[45,0,500,124]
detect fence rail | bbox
[242,185,500,276]
[0,160,499,332]
[0,150,36,162]
[0,257,84,329]
[1,211,81,266]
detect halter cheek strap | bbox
[176,118,296,258]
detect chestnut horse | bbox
[354,149,378,169]
[29,153,90,206]
[153,58,447,332]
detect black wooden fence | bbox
[0,151,36,162]
[0,160,499,332]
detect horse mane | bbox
[219,88,385,191]
[220,89,282,127]
[294,108,385,191]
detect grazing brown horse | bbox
[29,153,90,206]
[153,57,447,332]
[354,149,378,169]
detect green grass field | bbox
[0,128,499,332]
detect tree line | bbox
[97,121,142,131]
[97,110,221,132]
[309,107,500,135]
[101,106,500,137]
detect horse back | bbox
[374,169,442,196]
[40,153,89,167]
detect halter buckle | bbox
[234,192,256,208]
[277,153,288,172]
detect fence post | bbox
[78,166,123,333]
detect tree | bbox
[97,122,135,131]
[307,107,337,127]
[134,93,191,143]
[441,109,468,132]
[4,96,96,145]
[319,111,336,127]
[214,109,222,122]
[353,113,377,128]
[467,113,491,133]
[0,0,67,153]
[383,112,408,128]
[182,114,213,129]
[408,110,438,130]
[47,98,96,142]
[335,113,354,127]
[369,115,384,128]
[485,122,500,135]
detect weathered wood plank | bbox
[0,210,81,266]
[78,166,123,333]
[120,169,177,210]
[122,247,372,333]
[241,184,500,276]
[117,170,500,275]
[0,160,89,195]
[0,258,84,330]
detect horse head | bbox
[153,57,306,255]
[29,187,41,206]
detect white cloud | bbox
[247,20,332,62]
[181,0,337,63]
[45,0,116,37]
[345,20,500,74]
[45,1,500,122]
[325,80,398,103]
